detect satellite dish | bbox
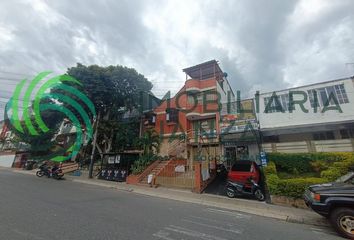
[223,72,228,78]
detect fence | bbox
[263,138,354,153]
[155,160,195,189]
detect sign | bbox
[175,165,185,173]
[260,151,267,166]
[220,99,258,134]
[115,155,121,164]
[108,156,115,164]
[220,120,258,134]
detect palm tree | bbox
[138,129,160,156]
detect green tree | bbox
[66,64,153,157]
[5,105,65,158]
[137,129,160,155]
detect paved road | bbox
[0,169,342,240]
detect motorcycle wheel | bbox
[36,171,44,177]
[255,189,265,201]
[226,189,236,198]
[53,174,64,180]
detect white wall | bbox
[0,154,15,167]
[257,78,354,130]
[217,79,235,115]
[262,139,354,153]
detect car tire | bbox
[330,207,354,239]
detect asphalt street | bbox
[0,169,342,240]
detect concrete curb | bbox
[69,178,329,227]
[4,168,330,227]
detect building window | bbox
[313,131,335,140]
[280,94,289,111]
[188,94,197,104]
[263,135,279,143]
[264,94,287,113]
[204,91,218,101]
[307,84,349,108]
[308,89,320,108]
[335,84,349,104]
[166,108,178,123]
[340,129,354,139]
[144,114,156,125]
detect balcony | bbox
[188,135,219,145]
[187,129,219,145]
[185,79,216,92]
[185,103,219,120]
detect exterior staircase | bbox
[139,160,171,185]
[168,138,186,157]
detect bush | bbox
[321,155,354,181]
[265,174,279,194]
[310,160,329,173]
[267,177,326,199]
[264,161,277,175]
[267,153,313,173]
[263,153,354,199]
[276,178,326,198]
[321,169,342,181]
[130,154,158,175]
[268,152,354,174]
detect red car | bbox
[227,160,260,185]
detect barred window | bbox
[264,94,285,113]
[307,89,320,108]
[166,108,178,123]
[280,94,289,111]
[313,131,335,140]
[308,84,349,108]
[335,84,349,104]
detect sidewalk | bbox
[5,167,329,227]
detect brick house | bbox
[143,60,235,168]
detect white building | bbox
[256,76,354,153]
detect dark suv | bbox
[304,172,354,239]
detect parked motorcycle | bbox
[36,163,50,177]
[51,167,64,180]
[36,164,64,180]
[226,177,265,201]
[216,163,228,179]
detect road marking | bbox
[153,230,176,240]
[205,208,251,219]
[188,215,236,227]
[181,219,242,234]
[165,225,230,240]
[11,228,46,240]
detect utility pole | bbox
[88,111,100,178]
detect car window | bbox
[336,172,354,183]
[231,162,251,172]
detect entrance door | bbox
[236,145,249,160]
[225,147,236,169]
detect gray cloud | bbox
[0,0,354,120]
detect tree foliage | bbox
[136,129,160,155]
[6,103,64,157]
[67,63,153,158]
[67,63,152,117]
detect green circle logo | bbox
[5,71,96,162]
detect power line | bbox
[0,71,33,77]
[0,77,25,81]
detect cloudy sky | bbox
[0,0,354,120]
